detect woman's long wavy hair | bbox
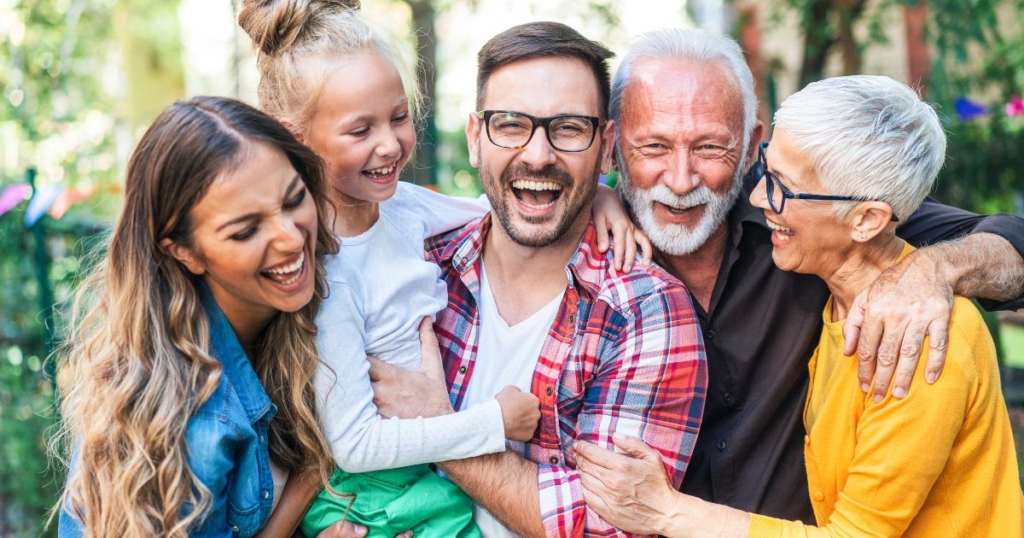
[50,96,338,537]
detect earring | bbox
[856,233,867,241]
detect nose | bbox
[518,125,557,168]
[271,213,306,254]
[661,150,702,196]
[749,175,770,210]
[375,125,402,161]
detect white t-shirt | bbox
[460,264,564,538]
[314,183,507,473]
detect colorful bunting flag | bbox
[0,183,32,218]
[1007,95,1024,118]
[24,184,65,226]
[49,185,97,219]
[954,96,988,121]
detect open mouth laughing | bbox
[363,163,397,180]
[766,219,795,242]
[511,179,564,210]
[261,251,307,286]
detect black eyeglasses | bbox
[476,110,602,153]
[758,141,899,221]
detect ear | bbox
[848,202,894,243]
[158,237,206,276]
[598,119,616,176]
[280,119,306,145]
[466,112,482,169]
[745,121,766,167]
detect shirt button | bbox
[706,330,716,340]
[263,490,270,499]
[459,365,467,374]
[722,392,734,404]
[813,491,825,501]
[568,314,575,324]
[232,526,240,533]
[259,435,265,443]
[716,441,726,451]
[545,386,554,396]
[549,456,559,464]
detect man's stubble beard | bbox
[617,145,746,257]
[479,143,599,249]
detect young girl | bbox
[53,97,338,537]
[238,2,648,536]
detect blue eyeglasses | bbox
[758,141,899,221]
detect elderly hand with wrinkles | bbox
[844,230,1024,403]
[843,250,953,402]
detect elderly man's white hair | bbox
[609,28,758,153]
[774,75,946,221]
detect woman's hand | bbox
[593,184,652,272]
[574,434,682,536]
[495,385,541,441]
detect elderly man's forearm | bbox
[438,452,545,538]
[927,233,1024,300]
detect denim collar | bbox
[199,282,274,423]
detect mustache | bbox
[501,163,573,186]
[644,183,715,209]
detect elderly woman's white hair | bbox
[774,75,946,221]
[609,28,758,156]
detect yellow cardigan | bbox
[749,279,1023,536]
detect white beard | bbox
[619,156,745,257]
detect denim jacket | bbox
[60,285,277,537]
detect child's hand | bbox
[593,184,653,272]
[495,385,541,441]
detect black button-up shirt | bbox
[677,177,1024,522]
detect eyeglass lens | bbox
[487,112,595,152]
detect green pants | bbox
[300,464,481,538]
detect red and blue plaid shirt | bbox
[427,215,708,537]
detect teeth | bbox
[766,220,794,242]
[265,252,305,275]
[365,164,396,178]
[511,180,562,191]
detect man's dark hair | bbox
[475,21,615,117]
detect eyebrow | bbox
[215,174,303,233]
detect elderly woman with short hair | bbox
[575,75,1023,537]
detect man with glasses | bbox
[606,28,1024,523]
[368,22,707,537]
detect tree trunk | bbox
[836,0,867,75]
[405,0,437,187]
[798,0,836,89]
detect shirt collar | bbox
[445,213,606,300]
[729,166,772,248]
[198,282,274,422]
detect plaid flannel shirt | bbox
[427,214,708,537]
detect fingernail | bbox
[926,372,937,384]
[873,394,883,404]
[860,383,869,393]
[354,524,368,536]
[893,387,906,399]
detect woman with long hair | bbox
[53,96,339,537]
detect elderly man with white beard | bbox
[604,28,1024,523]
